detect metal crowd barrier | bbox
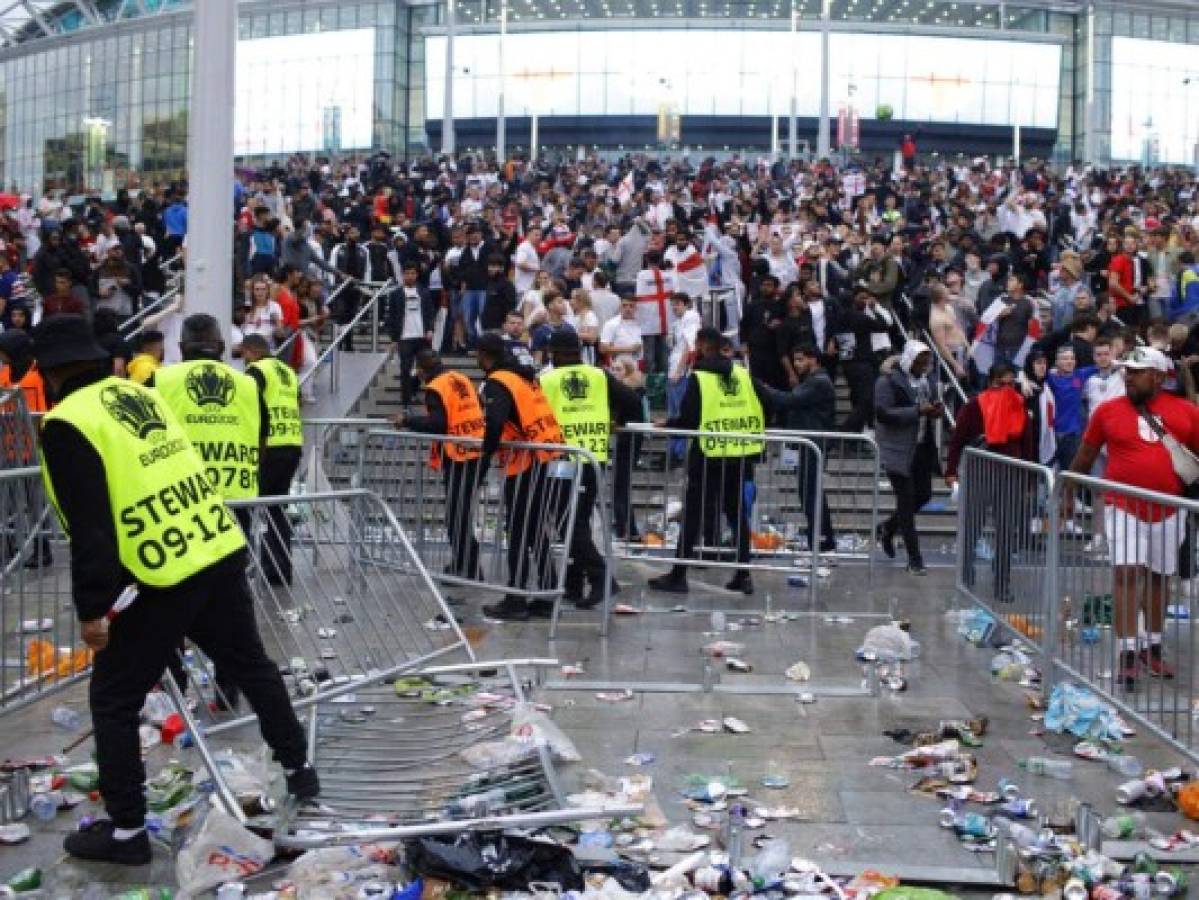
[355,430,605,636]
[0,466,78,716]
[955,448,1059,675]
[609,421,863,606]
[957,447,1199,765]
[1053,470,1199,762]
[163,489,638,848]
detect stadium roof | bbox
[0,0,1192,49]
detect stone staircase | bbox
[322,351,961,547]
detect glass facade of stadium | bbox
[0,0,1194,194]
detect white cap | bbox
[1121,346,1172,373]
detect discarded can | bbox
[1121,874,1153,900]
[997,778,1021,800]
[1092,885,1124,900]
[1134,853,1159,876]
[1063,877,1088,900]
[1000,799,1038,819]
[1154,868,1187,896]
[215,885,246,900]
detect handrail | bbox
[273,278,358,360]
[299,279,395,390]
[119,282,183,338]
[920,327,965,430]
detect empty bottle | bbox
[1108,754,1144,778]
[999,799,1038,819]
[724,803,747,870]
[996,778,1021,800]
[445,787,506,818]
[28,792,61,822]
[995,818,1048,850]
[50,707,82,731]
[1102,811,1146,840]
[1017,756,1073,779]
[938,809,994,838]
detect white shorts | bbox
[1104,506,1183,575]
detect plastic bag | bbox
[175,802,274,899]
[511,702,581,762]
[956,609,996,646]
[287,843,403,895]
[406,832,584,891]
[858,625,916,662]
[1044,683,1124,742]
[460,739,539,769]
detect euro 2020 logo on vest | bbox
[185,363,236,408]
[102,384,168,442]
[450,376,471,401]
[562,371,590,402]
[275,360,294,388]
[718,374,740,397]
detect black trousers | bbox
[841,359,877,433]
[611,432,641,538]
[798,447,835,550]
[335,286,362,350]
[444,458,482,579]
[564,465,606,594]
[94,553,307,827]
[260,447,303,585]
[674,454,754,571]
[883,444,936,566]
[503,463,563,593]
[396,338,428,405]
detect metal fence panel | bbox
[955,448,1058,668]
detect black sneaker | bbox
[482,598,530,622]
[648,573,689,594]
[286,765,322,801]
[906,562,928,576]
[528,599,555,619]
[726,572,754,594]
[64,820,151,866]
[877,524,895,559]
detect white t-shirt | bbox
[514,241,540,293]
[808,298,827,349]
[243,301,282,341]
[669,308,702,379]
[400,287,425,340]
[600,316,643,367]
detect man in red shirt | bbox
[41,269,88,319]
[1107,233,1145,330]
[1069,347,1199,692]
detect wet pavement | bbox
[0,558,1194,895]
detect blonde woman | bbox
[569,288,600,364]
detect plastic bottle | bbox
[710,611,726,633]
[4,868,42,893]
[444,787,506,818]
[995,818,1047,850]
[1108,754,1145,777]
[999,799,1038,819]
[1102,811,1147,839]
[50,706,82,730]
[28,791,62,821]
[938,809,994,838]
[1017,756,1073,779]
[996,778,1021,800]
[724,803,746,870]
[749,838,791,884]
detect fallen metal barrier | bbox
[955,448,1059,676]
[355,429,608,636]
[164,489,638,847]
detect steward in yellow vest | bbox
[32,315,316,867]
[647,327,773,598]
[394,349,485,586]
[540,329,643,609]
[240,333,304,587]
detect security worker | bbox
[0,331,48,413]
[648,326,772,596]
[540,330,643,608]
[240,334,303,586]
[152,314,262,710]
[33,316,316,866]
[152,314,261,508]
[394,349,484,587]
[476,332,565,622]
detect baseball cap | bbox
[1121,346,1171,373]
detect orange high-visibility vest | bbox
[425,370,484,469]
[486,369,564,475]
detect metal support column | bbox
[1084,2,1096,165]
[496,0,507,164]
[788,4,798,159]
[816,0,831,159]
[443,0,457,156]
[186,0,236,353]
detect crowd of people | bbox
[6,149,1199,682]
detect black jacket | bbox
[386,284,436,342]
[457,241,494,291]
[764,368,836,433]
